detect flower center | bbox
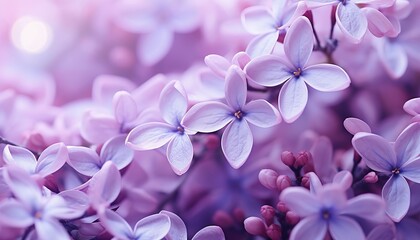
[321,209,331,220]
[234,110,243,120]
[392,168,400,175]
[34,211,43,219]
[293,68,302,77]
[177,126,185,134]
[340,0,349,5]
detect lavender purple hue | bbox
[0,0,419,239]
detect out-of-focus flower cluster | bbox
[0,0,419,239]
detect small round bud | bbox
[233,208,245,222]
[261,205,276,225]
[259,169,279,190]
[205,134,220,150]
[300,175,310,189]
[276,202,288,213]
[294,151,311,168]
[363,171,378,183]
[281,151,296,167]
[276,175,292,191]
[244,217,267,236]
[266,224,282,240]
[213,211,234,228]
[286,211,300,225]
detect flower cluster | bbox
[0,0,419,239]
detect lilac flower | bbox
[404,98,420,117]
[241,0,307,57]
[99,208,171,240]
[280,185,386,240]
[0,167,84,240]
[182,66,281,168]
[126,81,196,175]
[245,16,350,123]
[352,122,420,221]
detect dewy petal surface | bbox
[126,122,176,151]
[284,16,313,68]
[382,174,410,222]
[243,99,281,127]
[302,64,350,92]
[182,101,233,133]
[167,134,193,175]
[159,81,188,126]
[336,2,368,43]
[245,55,293,87]
[221,120,253,169]
[225,66,247,110]
[278,78,308,123]
[290,215,327,240]
[329,216,365,240]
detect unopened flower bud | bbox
[213,210,234,228]
[363,171,378,183]
[244,217,267,236]
[266,224,282,240]
[205,134,220,150]
[294,151,311,168]
[259,169,279,190]
[233,208,245,222]
[261,205,276,225]
[276,202,288,213]
[300,175,310,189]
[276,175,292,191]
[286,211,300,225]
[281,151,295,167]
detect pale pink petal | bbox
[382,175,410,222]
[99,209,133,240]
[134,214,171,239]
[115,1,158,33]
[159,210,187,240]
[3,145,37,173]
[80,111,120,144]
[35,219,70,240]
[100,135,134,170]
[284,16,313,68]
[125,122,176,151]
[192,226,225,240]
[92,75,136,105]
[343,118,372,135]
[113,91,138,125]
[332,171,353,190]
[36,143,68,177]
[58,190,90,214]
[329,216,365,240]
[245,31,279,58]
[352,132,396,173]
[290,215,327,240]
[231,52,251,69]
[159,81,188,126]
[225,66,247,110]
[280,187,321,217]
[394,122,420,166]
[88,162,122,208]
[307,172,322,194]
[138,28,173,66]
[336,2,367,43]
[181,102,233,133]
[364,8,398,37]
[302,64,350,91]
[245,55,293,87]
[278,78,308,123]
[0,200,33,227]
[43,195,84,220]
[167,134,193,175]
[241,6,277,35]
[221,120,253,169]
[311,137,335,182]
[379,40,408,79]
[204,54,231,78]
[341,194,386,222]
[67,146,101,177]
[243,100,281,127]
[4,167,42,205]
[401,158,420,183]
[404,98,420,116]
[367,224,396,240]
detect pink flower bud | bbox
[276,175,292,191]
[286,211,300,225]
[259,169,279,190]
[276,202,288,213]
[233,208,245,222]
[266,224,282,240]
[244,217,267,236]
[212,210,234,228]
[300,175,310,189]
[205,134,220,150]
[261,205,275,225]
[363,171,378,183]
[294,151,311,168]
[281,151,295,167]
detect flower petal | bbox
[126,122,176,151]
[243,99,281,127]
[0,199,33,227]
[159,81,188,126]
[43,195,84,220]
[329,216,365,240]
[284,16,313,68]
[336,2,367,43]
[221,120,253,169]
[302,64,350,92]
[382,175,410,222]
[134,214,171,240]
[4,166,42,206]
[113,91,138,125]
[341,193,386,222]
[159,210,187,240]
[245,31,279,58]
[394,122,420,166]
[343,117,372,135]
[364,8,398,38]
[192,226,225,240]
[181,102,233,133]
[35,219,71,240]
[80,111,120,144]
[88,162,121,209]
[3,145,37,174]
[401,157,420,183]
[99,209,133,240]
[280,187,321,217]
[167,134,193,175]
[378,40,408,79]
[204,54,231,78]
[245,55,293,87]
[67,146,102,177]
[352,132,395,173]
[241,6,277,35]
[278,78,308,123]
[138,27,173,66]
[36,143,68,177]
[101,135,134,170]
[225,66,247,110]
[290,215,327,240]
[404,98,420,116]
